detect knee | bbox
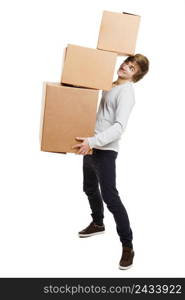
[100,185,119,199]
[101,187,121,207]
[83,184,99,196]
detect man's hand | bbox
[72,137,91,155]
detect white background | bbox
[0,0,185,277]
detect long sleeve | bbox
[87,88,135,149]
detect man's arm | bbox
[87,88,135,148]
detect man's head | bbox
[117,54,149,83]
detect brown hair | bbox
[124,54,149,82]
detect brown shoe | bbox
[78,222,105,238]
[119,246,134,270]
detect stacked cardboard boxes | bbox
[97,11,140,55]
[40,10,140,154]
[41,83,99,153]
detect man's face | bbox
[117,60,140,81]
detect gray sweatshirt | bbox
[87,82,135,152]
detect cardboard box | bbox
[61,44,117,91]
[40,83,99,154]
[97,11,140,56]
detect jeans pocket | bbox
[114,152,118,159]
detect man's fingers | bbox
[75,137,85,141]
[79,147,86,154]
[72,143,82,149]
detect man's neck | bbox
[112,77,131,87]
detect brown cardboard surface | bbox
[40,83,99,154]
[97,10,140,56]
[61,44,117,91]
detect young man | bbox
[72,54,149,270]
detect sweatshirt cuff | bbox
[87,137,96,149]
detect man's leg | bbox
[83,154,104,226]
[93,149,133,248]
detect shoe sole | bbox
[78,231,105,238]
[119,264,133,270]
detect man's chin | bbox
[118,74,126,79]
[118,71,125,77]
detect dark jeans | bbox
[83,148,133,248]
